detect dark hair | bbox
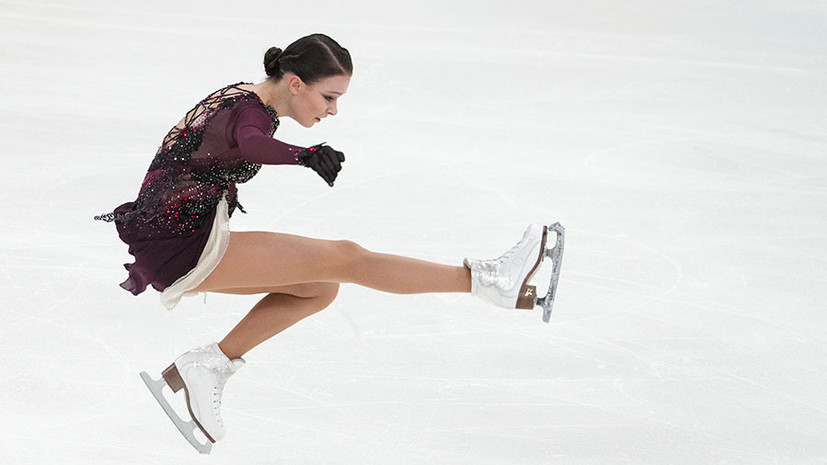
[264,33,353,84]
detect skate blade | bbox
[516,225,549,310]
[139,371,213,454]
[535,222,565,323]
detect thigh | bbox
[206,282,331,297]
[193,231,357,292]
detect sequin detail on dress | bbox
[97,83,283,295]
[108,83,278,237]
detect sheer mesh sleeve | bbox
[232,102,304,165]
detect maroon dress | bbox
[99,83,306,295]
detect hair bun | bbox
[264,47,283,77]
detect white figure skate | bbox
[464,222,565,322]
[139,342,244,454]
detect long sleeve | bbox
[231,102,304,165]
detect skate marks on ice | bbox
[0,262,150,461]
[537,199,827,459]
[2,0,826,462]
[560,228,684,322]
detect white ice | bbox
[1,0,826,463]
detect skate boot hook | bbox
[535,222,565,323]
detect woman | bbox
[100,34,558,453]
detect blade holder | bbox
[535,222,565,323]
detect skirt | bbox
[160,196,231,310]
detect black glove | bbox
[297,143,345,187]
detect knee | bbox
[334,240,367,258]
[269,282,338,314]
[285,282,340,305]
[315,282,340,308]
[331,240,369,270]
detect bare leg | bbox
[215,283,339,359]
[194,231,472,294]
[193,231,472,358]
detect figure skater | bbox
[97,33,562,453]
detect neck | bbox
[254,78,291,117]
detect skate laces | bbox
[498,228,533,263]
[213,378,227,425]
[488,227,536,272]
[208,359,243,424]
[470,226,538,290]
[188,346,243,426]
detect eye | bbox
[324,95,335,102]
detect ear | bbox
[287,75,304,95]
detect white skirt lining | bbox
[159,196,230,310]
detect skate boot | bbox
[140,342,244,454]
[464,223,547,309]
[465,222,565,322]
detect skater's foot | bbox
[163,342,245,443]
[464,223,548,309]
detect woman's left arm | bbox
[232,103,304,165]
[231,102,345,185]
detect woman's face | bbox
[291,74,351,127]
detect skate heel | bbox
[514,225,547,310]
[162,364,185,393]
[516,284,537,309]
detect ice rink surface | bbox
[1,0,826,463]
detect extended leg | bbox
[191,232,471,359]
[193,231,472,295]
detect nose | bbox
[328,101,338,116]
